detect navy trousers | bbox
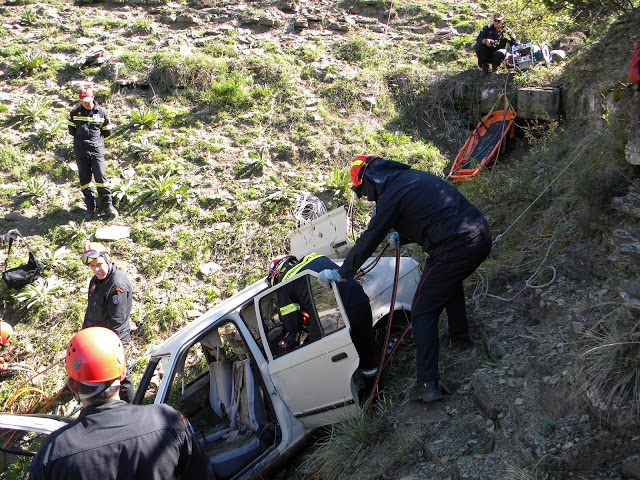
[412,232,492,384]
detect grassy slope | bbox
[0,0,639,478]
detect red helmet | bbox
[0,321,13,346]
[66,327,126,383]
[493,11,505,21]
[350,155,380,187]
[267,255,297,286]
[82,242,108,265]
[78,86,94,102]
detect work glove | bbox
[318,269,342,289]
[487,39,495,47]
[387,232,400,247]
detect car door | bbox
[254,271,360,429]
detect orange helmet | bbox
[267,255,297,286]
[350,155,380,187]
[66,327,126,384]
[0,321,13,346]
[82,242,108,265]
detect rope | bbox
[291,192,327,229]
[493,131,601,246]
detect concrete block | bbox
[516,87,561,120]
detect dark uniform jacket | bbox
[338,159,490,279]
[28,401,215,480]
[83,264,132,346]
[475,23,518,51]
[67,103,111,150]
[278,253,369,338]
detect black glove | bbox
[487,39,495,47]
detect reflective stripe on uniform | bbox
[282,253,322,281]
[280,303,300,316]
[72,116,105,124]
[80,182,92,190]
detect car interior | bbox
[160,320,279,479]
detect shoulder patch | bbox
[112,295,119,305]
[89,284,97,293]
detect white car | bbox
[0,208,421,479]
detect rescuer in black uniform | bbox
[267,253,378,377]
[68,86,118,220]
[474,11,519,75]
[28,327,214,480]
[318,156,492,403]
[81,242,134,402]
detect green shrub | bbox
[17,96,50,124]
[10,50,46,75]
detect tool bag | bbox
[629,43,640,85]
[2,230,44,290]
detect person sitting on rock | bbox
[474,11,519,76]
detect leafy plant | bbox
[323,168,351,199]
[60,221,86,241]
[130,106,160,129]
[10,50,46,75]
[132,16,155,34]
[19,9,37,26]
[22,177,47,202]
[131,136,160,160]
[39,247,72,269]
[36,119,63,144]
[14,276,64,310]
[17,96,50,124]
[112,176,140,205]
[138,173,188,205]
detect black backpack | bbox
[2,230,44,290]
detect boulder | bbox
[516,87,561,120]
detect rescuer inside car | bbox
[318,156,492,403]
[81,242,134,402]
[28,327,214,480]
[474,11,519,75]
[267,253,379,381]
[67,86,118,220]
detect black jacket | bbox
[338,159,490,279]
[278,254,369,337]
[68,103,111,149]
[28,401,215,480]
[83,264,132,346]
[475,23,518,51]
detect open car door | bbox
[255,271,360,429]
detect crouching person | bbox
[29,327,215,480]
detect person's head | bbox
[82,242,111,280]
[267,255,298,286]
[0,320,13,347]
[350,155,381,199]
[493,11,505,29]
[65,327,125,405]
[78,86,95,110]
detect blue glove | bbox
[318,269,342,289]
[387,232,400,247]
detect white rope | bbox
[291,192,326,228]
[493,132,601,246]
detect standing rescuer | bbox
[28,327,215,480]
[68,86,118,220]
[81,242,134,402]
[318,156,492,403]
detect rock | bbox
[537,382,570,418]
[622,455,640,479]
[471,373,502,420]
[175,14,200,25]
[516,87,561,120]
[617,243,640,271]
[94,225,131,241]
[527,356,557,378]
[69,46,112,68]
[4,212,21,221]
[620,279,640,311]
[186,310,203,319]
[612,190,640,218]
[100,63,121,80]
[487,338,506,359]
[199,262,223,276]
